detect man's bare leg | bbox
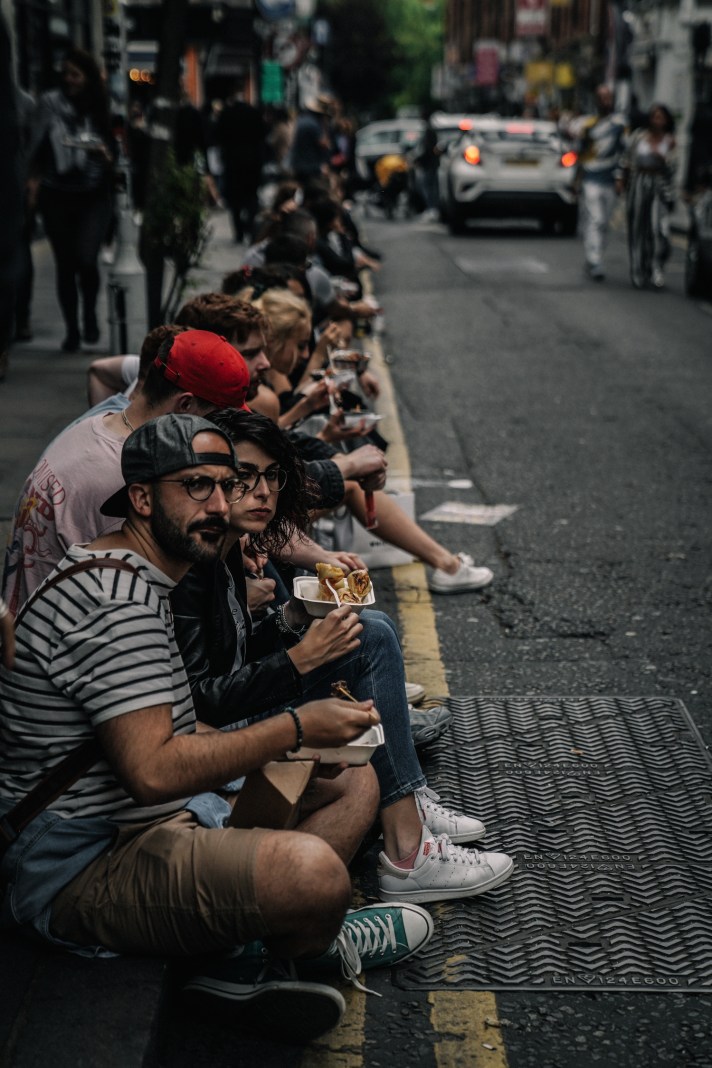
[254,831,352,959]
[255,765,379,959]
[296,763,379,864]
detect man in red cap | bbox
[3,329,251,611]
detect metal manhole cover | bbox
[394,696,712,992]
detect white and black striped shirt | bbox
[0,546,196,824]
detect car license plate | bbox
[506,157,539,166]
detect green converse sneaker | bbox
[307,903,434,994]
[182,946,345,1042]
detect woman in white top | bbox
[620,103,677,289]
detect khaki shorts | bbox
[49,810,270,956]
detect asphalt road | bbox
[360,208,712,1068]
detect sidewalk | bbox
[0,209,251,1068]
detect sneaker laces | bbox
[433,833,485,867]
[331,927,379,997]
[456,552,474,569]
[417,786,467,822]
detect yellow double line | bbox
[303,328,509,1067]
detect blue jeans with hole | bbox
[294,610,425,808]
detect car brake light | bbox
[561,150,578,168]
[459,119,473,131]
[464,145,481,165]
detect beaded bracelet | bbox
[275,604,307,640]
[285,706,303,753]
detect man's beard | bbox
[151,495,228,564]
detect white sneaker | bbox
[428,553,493,594]
[405,681,426,705]
[652,267,665,288]
[378,826,514,904]
[416,786,485,843]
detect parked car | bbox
[685,188,712,300]
[430,111,482,153]
[354,119,425,183]
[439,117,579,235]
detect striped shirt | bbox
[0,546,196,824]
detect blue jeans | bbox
[296,610,426,808]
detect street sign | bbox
[516,0,549,37]
[474,40,500,87]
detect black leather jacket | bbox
[171,554,303,729]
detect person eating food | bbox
[170,408,515,906]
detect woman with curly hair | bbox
[171,409,513,907]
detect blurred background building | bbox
[3,0,710,199]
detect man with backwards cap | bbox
[3,330,251,613]
[0,413,434,1041]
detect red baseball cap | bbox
[155,329,250,410]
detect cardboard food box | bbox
[228,760,316,830]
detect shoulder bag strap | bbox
[1,558,142,856]
[14,557,141,626]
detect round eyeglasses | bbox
[235,464,288,494]
[157,476,246,503]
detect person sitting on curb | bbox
[169,410,514,913]
[252,288,495,595]
[0,414,434,1043]
[2,329,251,614]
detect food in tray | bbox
[348,569,372,600]
[315,563,373,604]
[330,349,371,375]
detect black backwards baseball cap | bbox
[100,413,238,518]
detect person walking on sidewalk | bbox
[27,47,114,352]
[620,103,677,289]
[215,77,265,245]
[0,414,434,1041]
[575,85,627,282]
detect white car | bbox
[439,117,579,235]
[354,119,425,182]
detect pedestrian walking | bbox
[28,47,115,352]
[575,85,627,281]
[0,12,23,383]
[289,95,331,184]
[14,86,37,343]
[620,103,677,289]
[215,78,265,244]
[414,115,441,219]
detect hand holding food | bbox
[287,604,363,674]
[296,697,380,749]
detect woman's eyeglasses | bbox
[235,465,288,494]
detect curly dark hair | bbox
[647,103,675,134]
[209,409,320,556]
[175,292,266,346]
